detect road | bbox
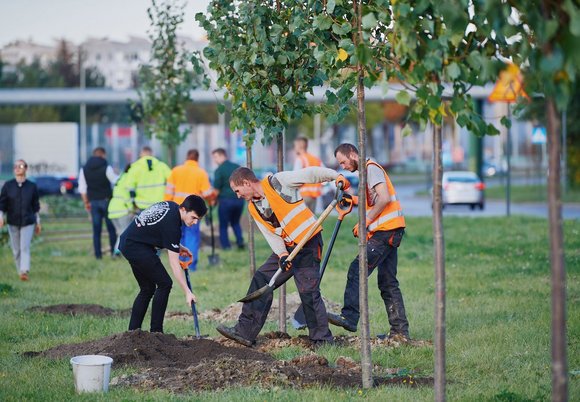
[396,182,580,220]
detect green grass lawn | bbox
[0,213,578,401]
[484,185,580,203]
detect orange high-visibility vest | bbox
[164,160,212,204]
[248,176,321,247]
[365,160,405,233]
[298,153,322,198]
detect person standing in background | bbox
[164,149,215,271]
[124,146,171,211]
[79,147,118,260]
[293,136,323,212]
[0,159,41,281]
[211,148,245,250]
[107,163,135,255]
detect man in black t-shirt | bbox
[119,195,207,333]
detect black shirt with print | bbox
[121,201,182,252]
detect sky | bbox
[0,0,211,47]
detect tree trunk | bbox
[354,0,372,388]
[277,132,286,333]
[546,97,568,402]
[433,124,446,402]
[246,146,256,277]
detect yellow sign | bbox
[488,64,528,103]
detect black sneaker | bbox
[327,313,357,332]
[216,325,255,347]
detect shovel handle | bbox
[285,185,342,264]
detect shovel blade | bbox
[238,284,274,303]
[208,254,220,266]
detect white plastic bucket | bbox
[70,355,113,393]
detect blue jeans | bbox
[90,199,117,259]
[180,222,200,271]
[217,198,244,249]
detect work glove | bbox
[279,254,293,271]
[335,174,350,191]
[340,193,359,207]
[352,223,371,240]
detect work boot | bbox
[327,313,357,332]
[216,325,255,347]
[377,332,409,343]
[19,273,29,281]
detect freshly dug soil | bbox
[27,304,130,317]
[24,330,271,368]
[168,292,342,323]
[24,330,432,393]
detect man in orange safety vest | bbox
[327,143,409,341]
[293,136,323,212]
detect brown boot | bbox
[19,273,29,281]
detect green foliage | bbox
[388,1,503,136]
[136,0,209,163]
[486,0,580,111]
[197,1,326,146]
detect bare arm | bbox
[366,182,389,225]
[167,250,196,306]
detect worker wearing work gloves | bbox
[119,195,207,333]
[216,166,349,347]
[327,143,409,341]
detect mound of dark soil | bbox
[28,304,130,317]
[25,329,272,368]
[25,330,432,392]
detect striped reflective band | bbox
[368,210,404,231]
[287,216,316,240]
[280,203,308,228]
[390,194,397,201]
[173,191,191,198]
[136,183,165,189]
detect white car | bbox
[441,171,485,210]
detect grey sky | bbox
[0,0,211,47]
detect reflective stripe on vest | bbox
[366,160,405,233]
[299,153,322,198]
[249,176,322,246]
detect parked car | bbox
[30,175,79,197]
[440,171,485,210]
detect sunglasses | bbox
[14,164,27,169]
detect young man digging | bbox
[119,195,207,333]
[217,166,350,347]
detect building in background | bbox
[0,36,206,90]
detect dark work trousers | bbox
[341,228,409,337]
[90,199,117,259]
[120,238,173,333]
[217,198,244,249]
[235,233,332,342]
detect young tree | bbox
[198,0,329,331]
[136,0,208,166]
[387,2,506,399]
[487,1,580,399]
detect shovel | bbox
[207,205,220,266]
[180,257,203,339]
[238,184,345,303]
[291,193,355,330]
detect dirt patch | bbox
[25,330,432,393]
[28,304,130,317]
[24,330,270,368]
[167,292,342,323]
